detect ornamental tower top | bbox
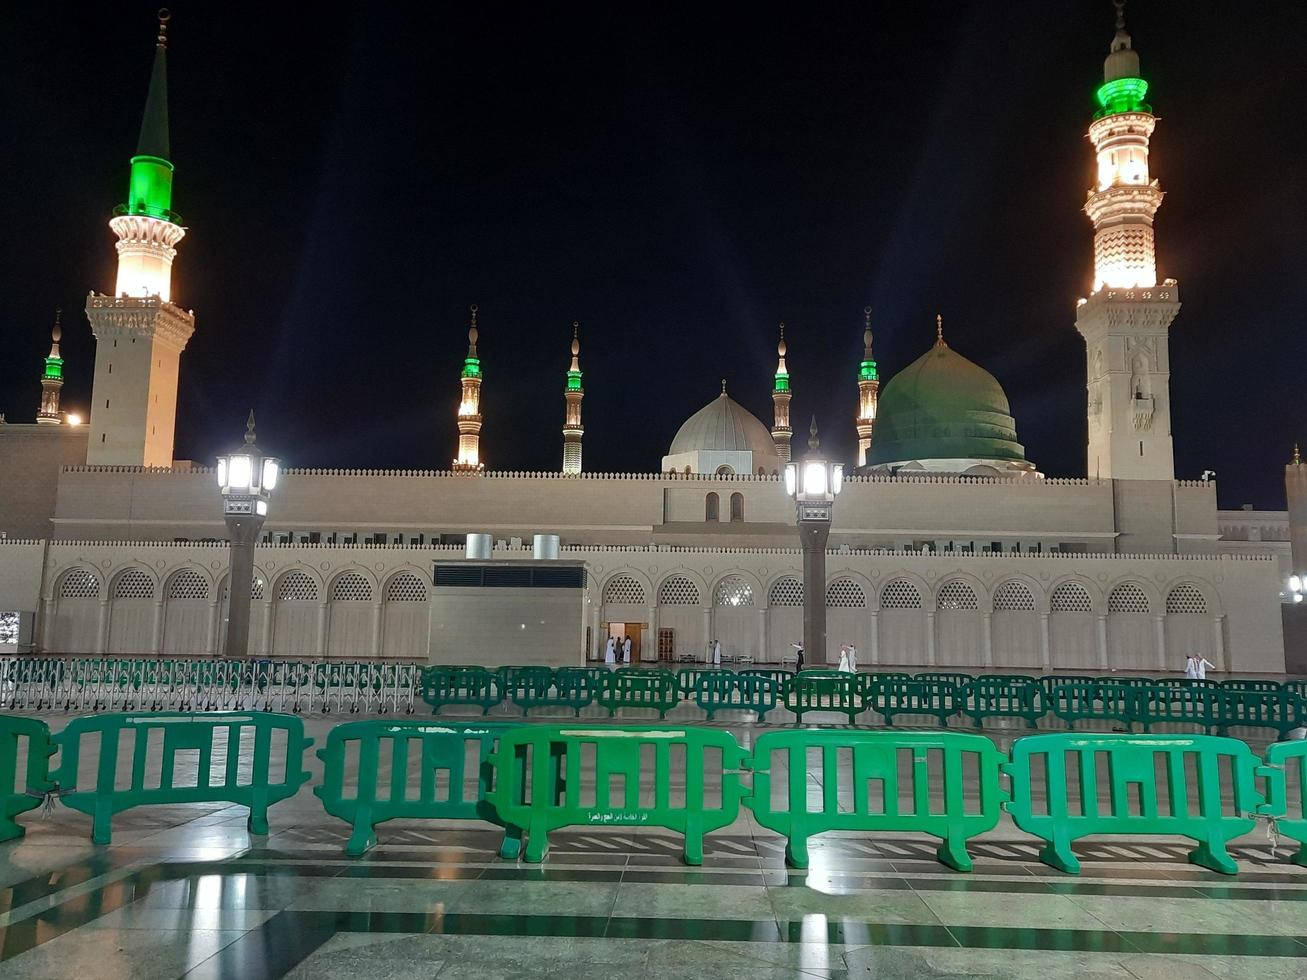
[855,308,879,467]
[453,306,485,472]
[37,310,65,424]
[771,323,792,463]
[562,322,584,474]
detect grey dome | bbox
[668,392,776,457]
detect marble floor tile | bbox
[0,925,245,980]
[610,880,773,919]
[1064,894,1307,938]
[914,888,1113,931]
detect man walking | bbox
[622,635,632,665]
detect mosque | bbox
[0,9,1300,674]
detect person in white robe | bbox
[712,640,722,666]
[837,648,851,673]
[622,636,632,664]
[847,644,858,673]
[604,637,617,667]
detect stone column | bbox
[981,612,994,668]
[95,598,109,655]
[756,607,767,662]
[869,610,880,665]
[925,610,937,667]
[259,598,273,656]
[1212,615,1227,671]
[646,605,658,662]
[371,601,384,658]
[315,601,329,658]
[203,598,218,656]
[1153,614,1168,671]
[1096,614,1109,670]
[702,606,713,662]
[40,595,56,652]
[150,597,164,656]
[1039,613,1052,671]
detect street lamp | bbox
[216,411,279,658]
[785,417,843,668]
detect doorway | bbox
[607,623,644,663]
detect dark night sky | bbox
[2,2,1304,507]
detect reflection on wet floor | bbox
[0,713,1304,978]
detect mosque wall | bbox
[3,538,1283,675]
[0,426,89,539]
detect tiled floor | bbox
[0,713,1304,978]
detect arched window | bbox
[705,492,720,522]
[769,577,803,607]
[729,492,744,522]
[113,569,156,600]
[58,568,100,599]
[1108,582,1151,614]
[1166,583,1208,615]
[1050,582,1093,613]
[330,572,373,602]
[167,569,210,600]
[716,464,734,476]
[713,577,754,607]
[275,571,319,602]
[825,578,867,608]
[385,573,428,602]
[658,576,700,605]
[937,581,978,611]
[602,575,647,605]
[880,579,922,609]
[993,581,1036,612]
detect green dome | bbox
[867,340,1031,471]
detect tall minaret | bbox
[36,310,65,424]
[771,323,792,463]
[562,322,584,474]
[453,305,485,472]
[1074,1,1180,481]
[855,307,879,467]
[85,10,195,467]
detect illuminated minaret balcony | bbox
[453,306,485,472]
[771,323,792,463]
[562,322,585,474]
[855,307,879,467]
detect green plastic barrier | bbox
[782,671,865,723]
[0,716,56,841]
[598,670,679,719]
[1110,676,1159,689]
[1285,680,1307,700]
[693,672,778,721]
[676,666,732,697]
[486,724,746,864]
[506,667,593,716]
[869,677,960,726]
[739,667,794,686]
[1215,689,1304,739]
[915,671,973,688]
[1038,674,1097,698]
[1132,684,1220,735]
[420,667,503,715]
[1003,732,1275,875]
[959,676,1045,728]
[497,666,556,711]
[1220,679,1284,694]
[52,712,313,845]
[1152,677,1219,690]
[314,719,524,857]
[1045,681,1136,730]
[747,729,1005,871]
[1263,740,1307,867]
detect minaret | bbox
[1288,444,1307,590]
[855,307,879,467]
[1074,1,1180,481]
[562,322,584,474]
[771,323,792,463]
[85,10,195,467]
[37,310,65,424]
[453,305,484,472]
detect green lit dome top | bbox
[866,338,1030,471]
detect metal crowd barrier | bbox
[0,656,423,715]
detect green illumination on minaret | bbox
[858,358,878,382]
[773,322,790,393]
[44,353,63,381]
[1095,76,1149,118]
[120,12,179,223]
[462,306,482,378]
[567,368,583,391]
[773,370,789,393]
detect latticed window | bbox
[880,579,921,610]
[825,578,866,608]
[993,581,1036,612]
[1166,583,1208,615]
[937,580,978,611]
[714,577,754,607]
[602,575,647,605]
[658,576,700,605]
[769,577,803,607]
[276,571,319,602]
[1050,582,1093,613]
[385,573,428,602]
[58,568,100,599]
[1108,582,1151,614]
[331,572,373,602]
[113,568,155,600]
[167,569,209,600]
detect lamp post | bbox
[216,412,279,658]
[785,418,843,667]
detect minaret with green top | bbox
[770,323,792,463]
[1074,0,1180,482]
[85,9,196,467]
[37,310,65,424]
[562,322,585,474]
[453,306,485,471]
[855,307,879,467]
